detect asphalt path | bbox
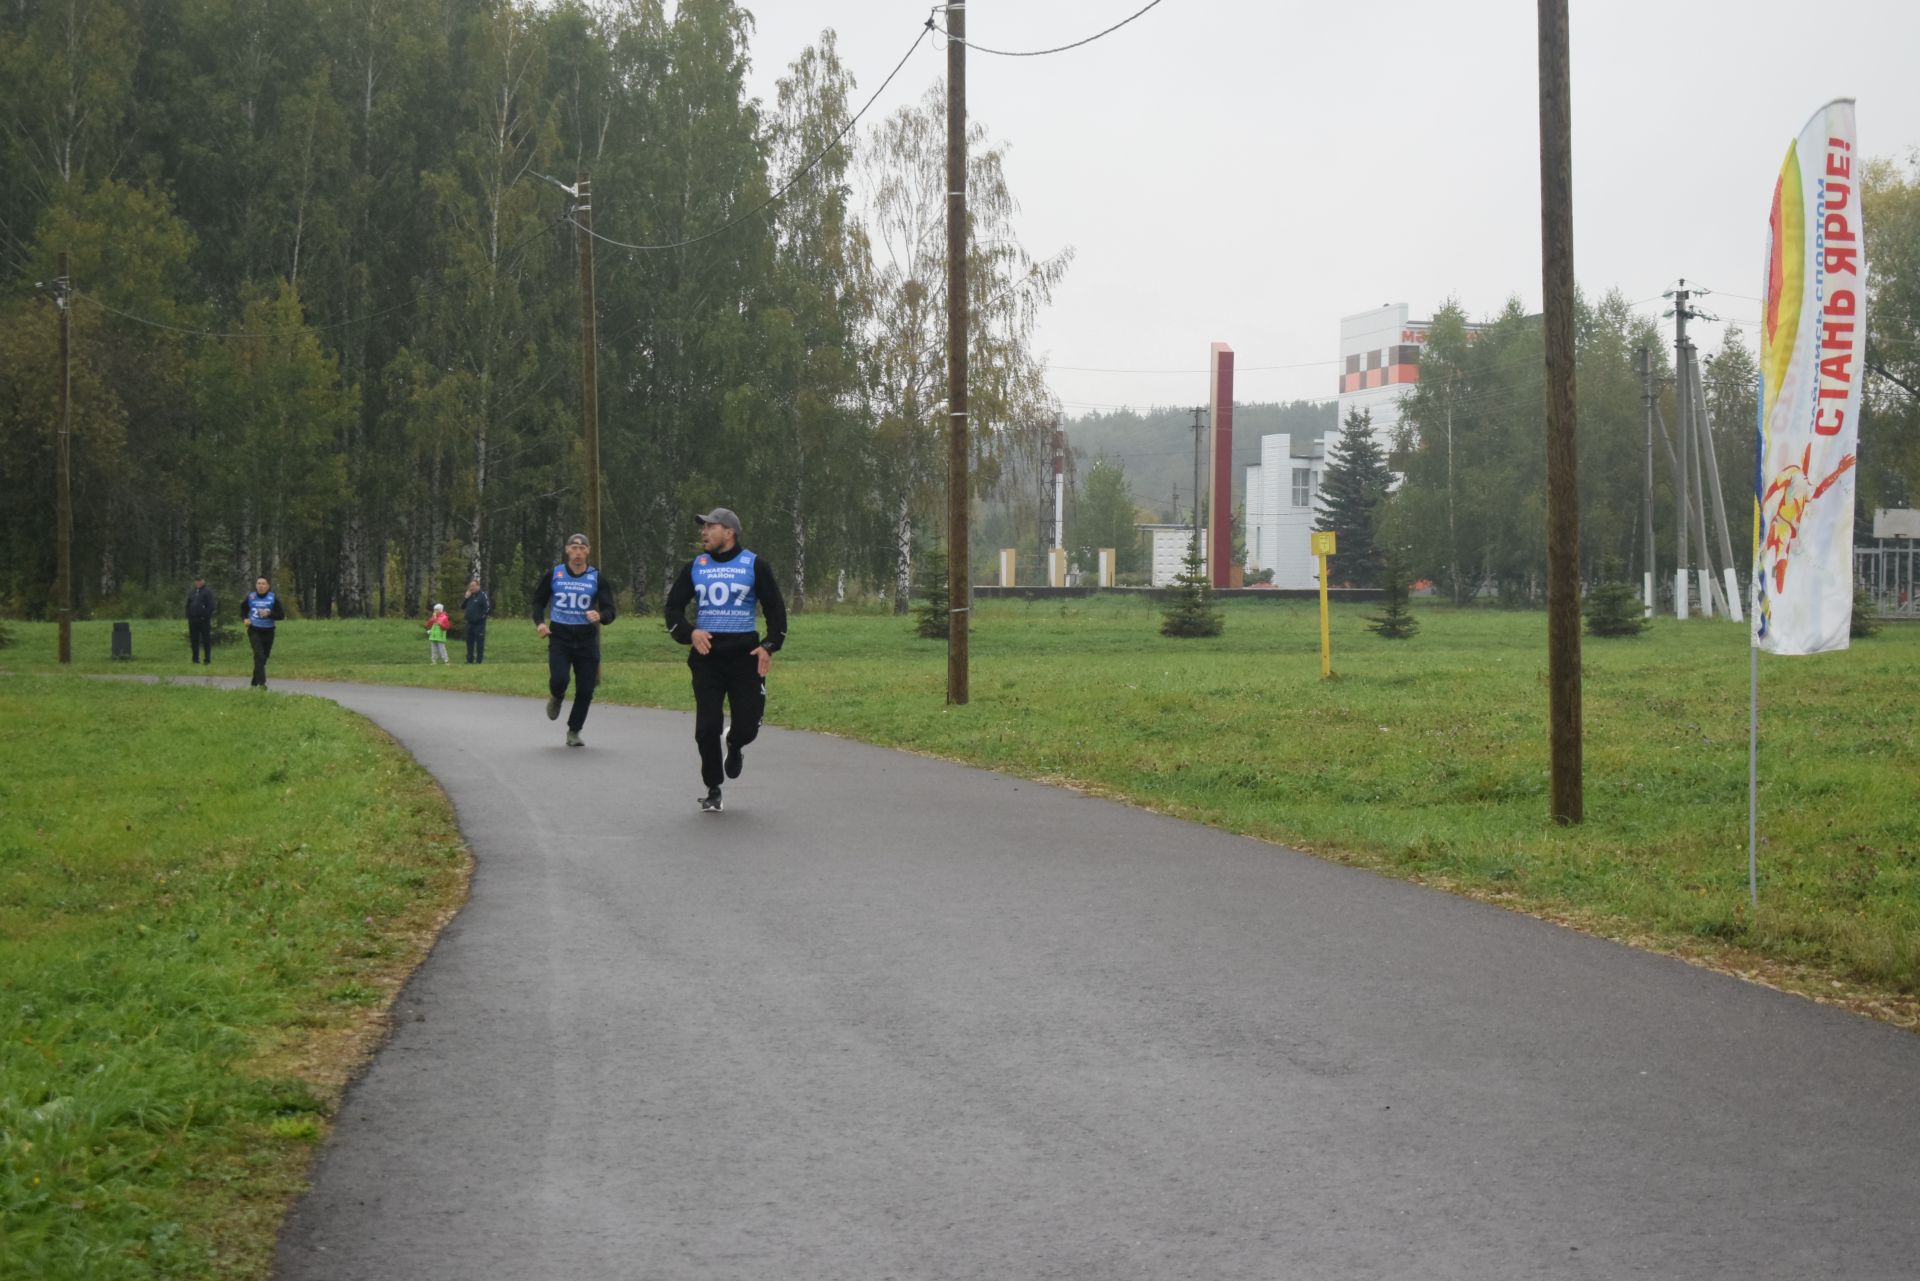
[233,678,1920,1280]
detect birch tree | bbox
[861,83,1069,611]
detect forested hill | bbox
[1066,401,1338,521]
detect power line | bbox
[932,0,1167,57]
[1046,357,1339,374]
[572,22,931,255]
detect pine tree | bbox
[913,545,950,640]
[1160,537,1223,638]
[1314,408,1391,587]
[1367,547,1420,639]
[1850,585,1881,639]
[1584,557,1649,638]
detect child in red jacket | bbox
[426,603,451,665]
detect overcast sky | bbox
[734,0,1920,417]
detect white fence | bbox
[1856,543,1919,619]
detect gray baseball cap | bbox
[565,532,590,547]
[694,508,741,534]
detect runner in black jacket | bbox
[664,508,787,812]
[531,534,617,747]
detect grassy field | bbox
[8,596,1918,1023]
[0,677,469,1280]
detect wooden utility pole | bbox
[945,1,970,705]
[1638,346,1657,617]
[1189,407,1205,562]
[1671,280,1693,617]
[1537,0,1583,824]
[56,251,73,665]
[575,172,602,554]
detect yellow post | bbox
[1311,530,1337,679]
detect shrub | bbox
[913,546,950,640]
[1851,585,1880,639]
[1367,549,1420,640]
[1585,558,1649,638]
[1160,538,1222,638]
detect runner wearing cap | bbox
[664,507,788,812]
[531,533,618,747]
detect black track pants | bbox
[548,633,600,732]
[248,626,275,686]
[691,648,765,789]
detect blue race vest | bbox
[692,549,758,632]
[246,591,277,628]
[547,565,600,625]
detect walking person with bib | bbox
[532,534,617,747]
[664,508,787,813]
[243,575,285,688]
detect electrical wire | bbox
[1046,357,1340,374]
[931,0,1167,57]
[571,22,931,254]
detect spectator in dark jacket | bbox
[462,578,491,664]
[185,576,216,664]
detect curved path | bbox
[252,680,1919,1280]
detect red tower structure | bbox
[1207,342,1235,587]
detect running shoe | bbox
[724,734,744,780]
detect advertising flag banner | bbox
[1753,100,1865,655]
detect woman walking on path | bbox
[243,576,285,688]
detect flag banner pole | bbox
[1749,643,1759,908]
[1751,99,1866,904]
[1754,99,1864,656]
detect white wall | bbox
[1243,432,1337,589]
[1150,529,1204,588]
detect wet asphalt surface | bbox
[216,679,1920,1280]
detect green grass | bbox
[0,676,469,1280]
[10,597,1920,1010]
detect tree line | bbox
[1297,243,1920,604]
[1059,157,1918,602]
[0,0,1065,621]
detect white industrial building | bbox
[1336,303,1431,442]
[1243,432,1339,589]
[1242,303,1476,588]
